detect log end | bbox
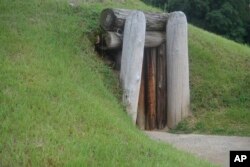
[100,8,115,31]
[168,11,187,25]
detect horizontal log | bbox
[104,31,123,49]
[100,8,168,31]
[104,31,165,49]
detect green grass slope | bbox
[0,0,249,166]
[0,0,213,166]
[174,26,250,136]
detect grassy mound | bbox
[1,0,249,166]
[0,0,212,166]
[173,25,250,136]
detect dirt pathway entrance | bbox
[145,131,250,167]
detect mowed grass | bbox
[172,25,250,136]
[0,0,214,166]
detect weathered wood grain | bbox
[104,31,122,49]
[166,11,190,129]
[103,31,165,49]
[145,48,157,130]
[120,11,146,124]
[100,8,168,31]
[136,61,145,130]
[156,43,167,129]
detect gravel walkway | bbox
[145,131,250,167]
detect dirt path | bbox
[145,131,250,167]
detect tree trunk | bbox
[103,31,165,49]
[100,8,168,31]
[166,12,190,129]
[120,11,146,124]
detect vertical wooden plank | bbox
[136,58,145,130]
[145,48,157,130]
[120,11,146,124]
[144,49,150,130]
[156,43,167,129]
[166,12,190,128]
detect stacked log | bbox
[99,8,167,51]
[103,31,166,49]
[100,8,169,31]
[98,8,190,130]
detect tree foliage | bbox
[143,0,250,44]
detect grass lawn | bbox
[0,0,249,166]
[172,25,250,136]
[0,0,214,166]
